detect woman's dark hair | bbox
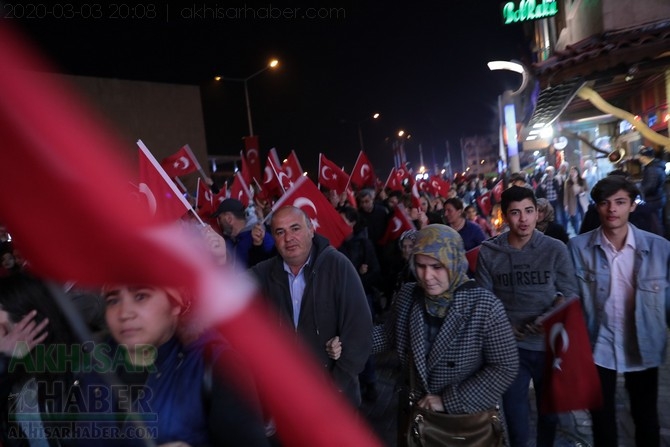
[338,205,365,233]
[444,197,464,211]
[590,175,640,204]
[0,273,75,378]
[566,166,585,187]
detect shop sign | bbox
[503,0,558,25]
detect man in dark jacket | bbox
[637,146,666,233]
[250,206,373,408]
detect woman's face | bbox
[570,168,578,179]
[401,238,414,261]
[419,198,429,213]
[104,286,180,350]
[443,204,462,225]
[414,254,450,296]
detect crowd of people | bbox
[1,146,669,447]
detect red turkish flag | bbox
[196,177,215,216]
[229,172,253,207]
[396,162,411,182]
[407,176,422,209]
[282,150,304,182]
[160,145,199,178]
[243,136,262,183]
[379,204,415,245]
[539,297,602,414]
[213,183,228,206]
[349,151,375,189]
[0,25,382,447]
[271,176,352,248]
[263,149,285,198]
[429,175,450,199]
[318,153,350,195]
[492,179,504,203]
[417,179,431,195]
[465,246,480,273]
[138,140,191,223]
[238,150,254,186]
[383,168,404,193]
[476,190,493,216]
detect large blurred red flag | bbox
[0,24,380,447]
[476,190,493,216]
[383,167,404,193]
[271,176,352,248]
[229,172,253,207]
[539,297,602,414]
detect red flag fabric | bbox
[384,168,404,193]
[213,183,228,206]
[349,151,375,189]
[345,187,357,208]
[318,153,350,195]
[476,190,493,217]
[229,172,253,207]
[0,26,381,447]
[271,176,352,248]
[492,179,504,203]
[196,177,215,217]
[239,150,253,185]
[282,150,304,182]
[417,178,432,195]
[243,136,262,182]
[160,145,199,178]
[539,297,602,414]
[407,175,422,209]
[262,150,284,198]
[396,162,411,182]
[138,140,192,223]
[379,204,415,245]
[465,246,480,273]
[429,175,451,199]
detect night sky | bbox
[7,1,531,177]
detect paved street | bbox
[362,331,670,446]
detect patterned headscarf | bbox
[410,224,471,317]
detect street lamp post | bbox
[215,59,279,136]
[356,112,380,151]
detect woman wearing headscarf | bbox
[372,225,518,444]
[64,285,269,447]
[536,198,569,244]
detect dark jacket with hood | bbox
[640,158,667,209]
[251,234,373,407]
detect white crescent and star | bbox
[204,191,212,202]
[263,166,273,184]
[360,164,370,178]
[173,156,190,170]
[247,148,259,163]
[293,197,318,217]
[278,172,293,189]
[321,165,334,181]
[138,183,157,216]
[549,322,569,371]
[392,217,401,233]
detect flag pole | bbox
[317,153,323,190]
[184,144,209,181]
[174,176,188,194]
[345,150,363,192]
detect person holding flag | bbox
[475,186,577,447]
[568,175,670,447]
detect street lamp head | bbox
[372,113,380,119]
[269,59,279,68]
[214,76,222,81]
[398,130,405,137]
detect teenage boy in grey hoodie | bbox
[475,186,577,447]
